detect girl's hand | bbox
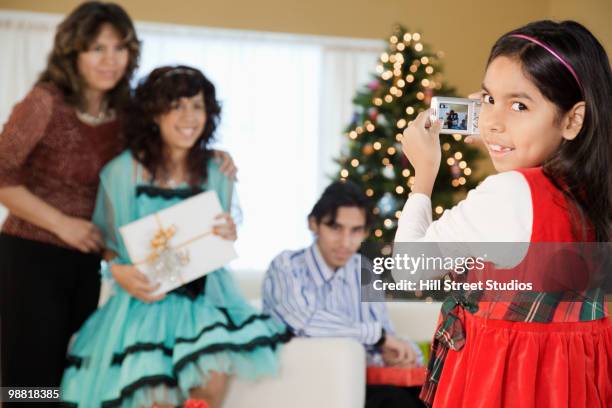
[53,215,104,253]
[401,110,443,179]
[111,263,165,303]
[465,91,484,145]
[212,150,238,180]
[212,213,237,241]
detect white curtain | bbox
[0,10,380,271]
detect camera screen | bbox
[437,103,469,131]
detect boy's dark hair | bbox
[309,181,374,228]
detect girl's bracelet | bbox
[100,258,119,280]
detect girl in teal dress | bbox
[61,66,290,408]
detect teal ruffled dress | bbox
[61,151,290,407]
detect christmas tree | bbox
[337,25,483,246]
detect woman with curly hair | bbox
[60,66,290,408]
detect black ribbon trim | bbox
[172,330,293,373]
[65,355,83,370]
[175,312,270,344]
[95,331,293,408]
[100,375,178,408]
[136,185,202,199]
[215,307,237,329]
[66,313,277,369]
[168,276,207,300]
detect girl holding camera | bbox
[397,20,611,407]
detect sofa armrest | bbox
[222,337,366,408]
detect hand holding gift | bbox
[111,263,165,303]
[120,191,238,296]
[212,213,237,241]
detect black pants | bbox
[0,234,100,388]
[366,385,425,408]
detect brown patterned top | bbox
[0,83,123,248]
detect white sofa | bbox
[223,337,366,408]
[221,271,441,408]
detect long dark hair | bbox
[38,1,140,110]
[125,65,222,186]
[488,20,611,242]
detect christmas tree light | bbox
[335,24,483,244]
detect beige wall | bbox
[549,0,611,54]
[0,0,610,95]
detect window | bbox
[0,11,381,271]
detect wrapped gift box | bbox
[366,366,427,387]
[119,190,237,295]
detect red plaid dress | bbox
[420,168,612,408]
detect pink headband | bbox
[510,34,584,94]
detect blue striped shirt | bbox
[262,243,423,364]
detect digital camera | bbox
[429,96,481,135]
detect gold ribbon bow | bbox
[134,213,214,266]
[147,216,177,263]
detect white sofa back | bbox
[222,338,365,408]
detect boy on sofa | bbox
[262,181,424,408]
